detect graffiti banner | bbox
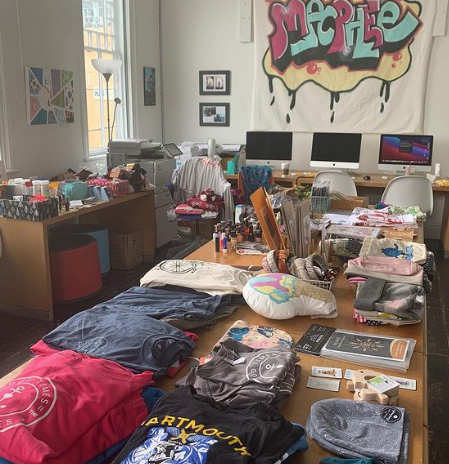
[251,0,436,133]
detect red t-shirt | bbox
[0,350,154,464]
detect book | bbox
[294,324,336,355]
[321,329,416,372]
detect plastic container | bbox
[13,178,23,196]
[40,180,50,197]
[32,180,41,196]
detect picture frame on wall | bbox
[199,71,231,95]
[144,67,156,106]
[199,103,230,127]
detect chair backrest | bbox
[239,165,273,204]
[381,176,434,215]
[313,170,358,196]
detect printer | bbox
[108,139,178,248]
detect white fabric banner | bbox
[251,0,436,133]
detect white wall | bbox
[128,0,162,142]
[0,0,86,178]
[0,0,161,178]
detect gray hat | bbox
[306,399,410,464]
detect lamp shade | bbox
[91,58,122,75]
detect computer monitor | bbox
[378,134,433,172]
[246,131,292,166]
[310,133,362,169]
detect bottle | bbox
[32,180,41,196]
[248,224,254,242]
[222,235,228,253]
[256,229,262,243]
[237,228,244,243]
[22,179,31,196]
[230,229,237,250]
[40,180,50,197]
[13,178,23,196]
[213,225,220,252]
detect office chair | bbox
[382,176,434,215]
[314,170,358,196]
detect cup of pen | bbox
[281,162,290,176]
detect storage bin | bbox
[109,229,143,270]
[0,197,58,221]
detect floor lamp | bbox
[91,58,122,145]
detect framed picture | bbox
[144,67,156,106]
[199,103,230,127]
[199,71,231,95]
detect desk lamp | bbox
[91,58,122,145]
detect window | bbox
[82,0,127,156]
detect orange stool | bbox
[49,235,102,302]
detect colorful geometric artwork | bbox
[25,67,75,125]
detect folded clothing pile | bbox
[140,260,254,295]
[359,238,427,264]
[307,399,410,464]
[32,305,197,377]
[351,208,417,228]
[186,188,225,212]
[179,339,299,408]
[174,204,204,215]
[112,386,308,464]
[353,277,426,325]
[87,285,241,330]
[345,256,423,287]
[0,350,161,464]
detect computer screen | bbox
[246,131,293,161]
[378,135,433,171]
[310,133,362,169]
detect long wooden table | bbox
[157,241,428,464]
[0,239,428,463]
[0,191,155,320]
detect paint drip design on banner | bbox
[263,0,423,123]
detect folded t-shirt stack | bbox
[0,350,161,464]
[179,339,300,408]
[306,399,410,464]
[353,277,426,325]
[345,256,424,287]
[359,237,427,264]
[32,306,197,376]
[89,285,241,330]
[140,260,254,295]
[112,386,308,464]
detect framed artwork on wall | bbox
[199,71,231,95]
[199,103,230,127]
[144,67,156,106]
[25,67,74,125]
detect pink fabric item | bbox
[0,350,154,464]
[345,256,423,286]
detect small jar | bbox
[40,180,50,197]
[32,180,41,196]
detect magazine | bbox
[326,225,381,240]
[294,324,336,355]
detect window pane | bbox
[82,0,126,156]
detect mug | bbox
[281,162,290,175]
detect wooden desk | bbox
[226,170,300,188]
[0,191,155,320]
[297,173,449,257]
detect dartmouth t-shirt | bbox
[113,386,305,464]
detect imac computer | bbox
[246,131,292,167]
[310,133,362,169]
[378,134,433,172]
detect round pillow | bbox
[243,273,338,320]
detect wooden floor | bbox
[0,239,448,462]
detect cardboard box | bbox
[109,229,143,270]
[331,195,369,210]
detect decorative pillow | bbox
[243,273,338,319]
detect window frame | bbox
[81,0,129,160]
